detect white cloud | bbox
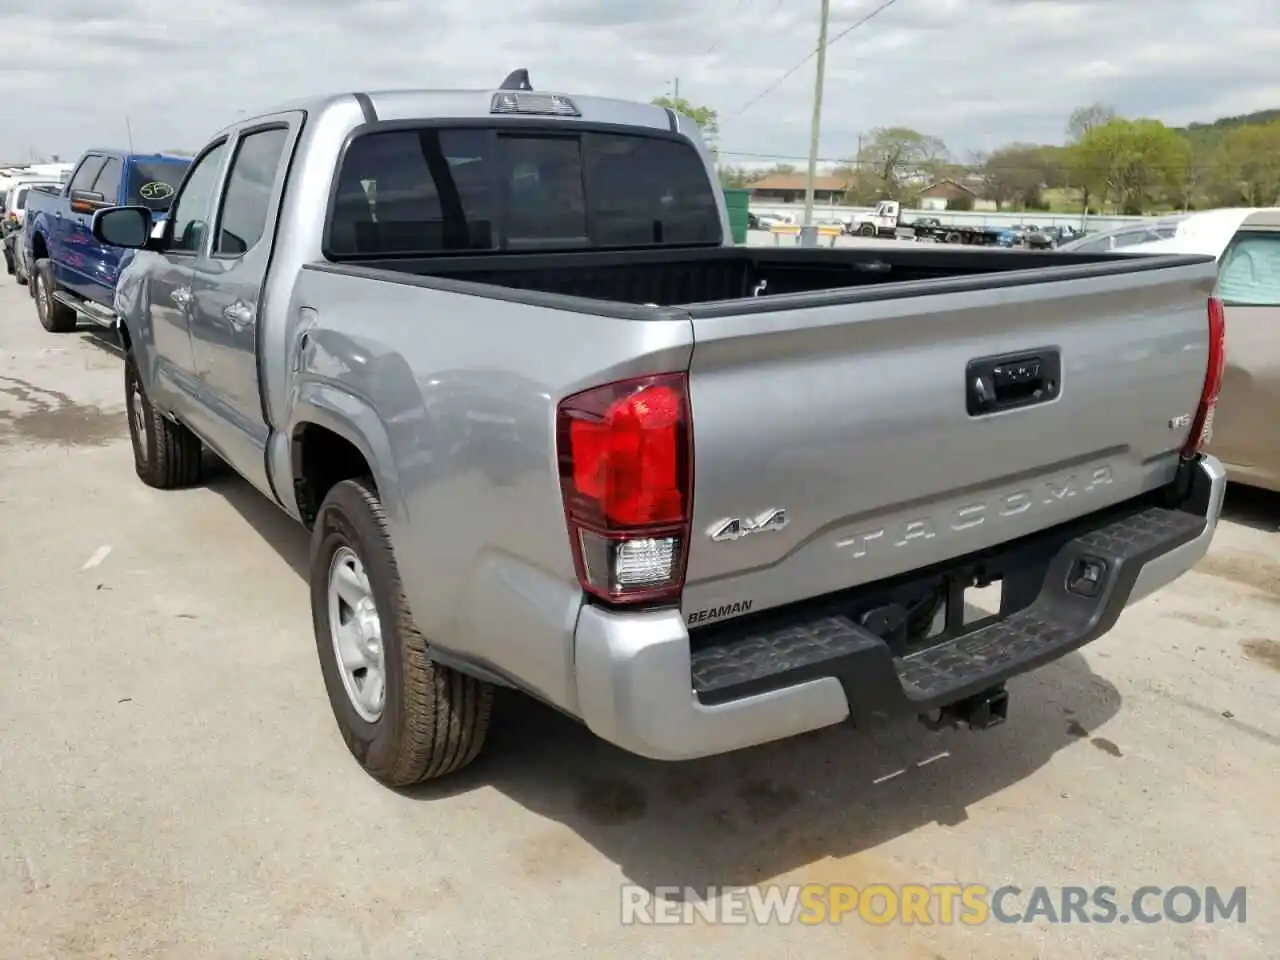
[0,0,1276,164]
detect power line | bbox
[727,0,903,120]
[703,0,771,58]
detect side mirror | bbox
[91,206,153,249]
[69,189,106,214]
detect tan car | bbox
[1127,208,1280,491]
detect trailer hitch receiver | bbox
[919,686,1009,732]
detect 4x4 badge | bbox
[708,508,788,542]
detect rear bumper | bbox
[573,455,1226,761]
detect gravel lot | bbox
[0,276,1276,959]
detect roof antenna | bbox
[499,69,533,91]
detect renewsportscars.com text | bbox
[620,883,1247,926]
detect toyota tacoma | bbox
[91,71,1227,786]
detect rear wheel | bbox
[124,350,203,489]
[944,231,962,244]
[311,477,493,786]
[34,259,77,332]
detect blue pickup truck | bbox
[24,148,189,332]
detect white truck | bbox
[844,201,1004,245]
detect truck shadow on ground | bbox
[414,662,1120,891]
[1219,481,1280,533]
[205,457,1124,891]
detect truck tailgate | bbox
[679,257,1218,623]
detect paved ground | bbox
[0,276,1276,960]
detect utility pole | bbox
[802,0,830,232]
[125,115,135,152]
[668,77,680,100]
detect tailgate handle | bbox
[966,348,1060,416]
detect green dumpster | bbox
[722,187,751,244]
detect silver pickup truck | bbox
[90,72,1227,788]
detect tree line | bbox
[656,93,1280,215]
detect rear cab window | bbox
[325,125,722,257]
[1218,231,1280,306]
[125,159,190,212]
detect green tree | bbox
[1066,102,1117,143]
[854,126,949,200]
[1064,103,1118,212]
[981,144,1054,210]
[1070,118,1190,214]
[1215,121,1280,205]
[651,96,719,146]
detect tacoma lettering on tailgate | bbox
[835,466,1114,560]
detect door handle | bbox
[966,349,1061,416]
[169,287,192,307]
[222,301,255,330]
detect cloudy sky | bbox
[2,0,1277,166]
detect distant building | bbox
[749,173,849,204]
[916,178,981,210]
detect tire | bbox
[34,259,77,333]
[3,248,13,276]
[944,231,962,244]
[311,477,493,786]
[858,223,876,237]
[124,350,203,488]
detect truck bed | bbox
[321,244,1204,310]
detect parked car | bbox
[90,74,1225,788]
[1117,208,1280,492]
[1057,216,1188,253]
[753,211,787,231]
[23,149,190,331]
[3,180,59,283]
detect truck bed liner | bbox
[316,245,1209,309]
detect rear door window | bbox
[214,126,290,256]
[1218,232,1280,306]
[326,126,722,257]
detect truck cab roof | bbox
[228,87,680,139]
[76,149,192,164]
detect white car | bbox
[2,180,58,284]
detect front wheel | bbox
[858,223,876,237]
[311,478,493,786]
[124,351,203,489]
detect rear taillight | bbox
[1183,296,1226,458]
[556,373,692,605]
